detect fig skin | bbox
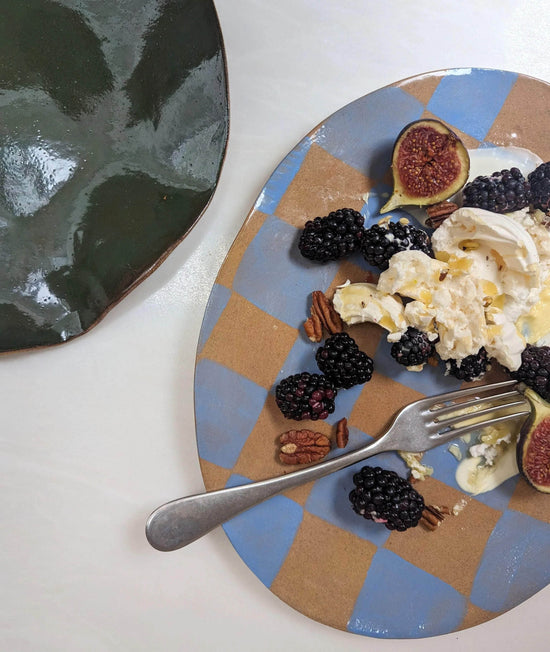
[381,119,470,214]
[517,388,550,493]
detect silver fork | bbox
[146,380,530,551]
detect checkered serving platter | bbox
[194,69,550,639]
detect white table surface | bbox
[3,1,550,650]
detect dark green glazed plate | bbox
[0,0,229,353]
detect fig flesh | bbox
[517,388,550,493]
[381,119,470,214]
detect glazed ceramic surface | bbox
[194,69,550,639]
[0,0,228,353]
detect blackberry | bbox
[510,344,550,400]
[298,208,365,262]
[275,372,337,421]
[462,167,531,213]
[361,221,433,271]
[528,162,550,214]
[391,327,435,367]
[349,466,424,532]
[445,348,490,382]
[315,332,374,389]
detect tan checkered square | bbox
[509,477,550,524]
[457,601,500,632]
[400,74,443,105]
[216,211,269,290]
[275,143,372,228]
[348,372,425,438]
[271,511,377,631]
[487,75,550,161]
[384,477,502,597]
[198,291,297,389]
[329,259,378,290]
[198,459,232,492]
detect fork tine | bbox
[431,389,522,419]
[434,407,531,441]
[433,396,526,427]
[418,380,517,412]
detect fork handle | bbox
[146,436,391,551]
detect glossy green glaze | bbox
[0,0,229,352]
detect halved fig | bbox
[517,388,550,493]
[380,119,470,214]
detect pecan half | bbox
[279,429,331,465]
[420,504,447,531]
[425,201,458,229]
[304,312,323,342]
[306,290,344,341]
[303,290,343,342]
[335,417,349,448]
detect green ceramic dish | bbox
[0,0,229,353]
